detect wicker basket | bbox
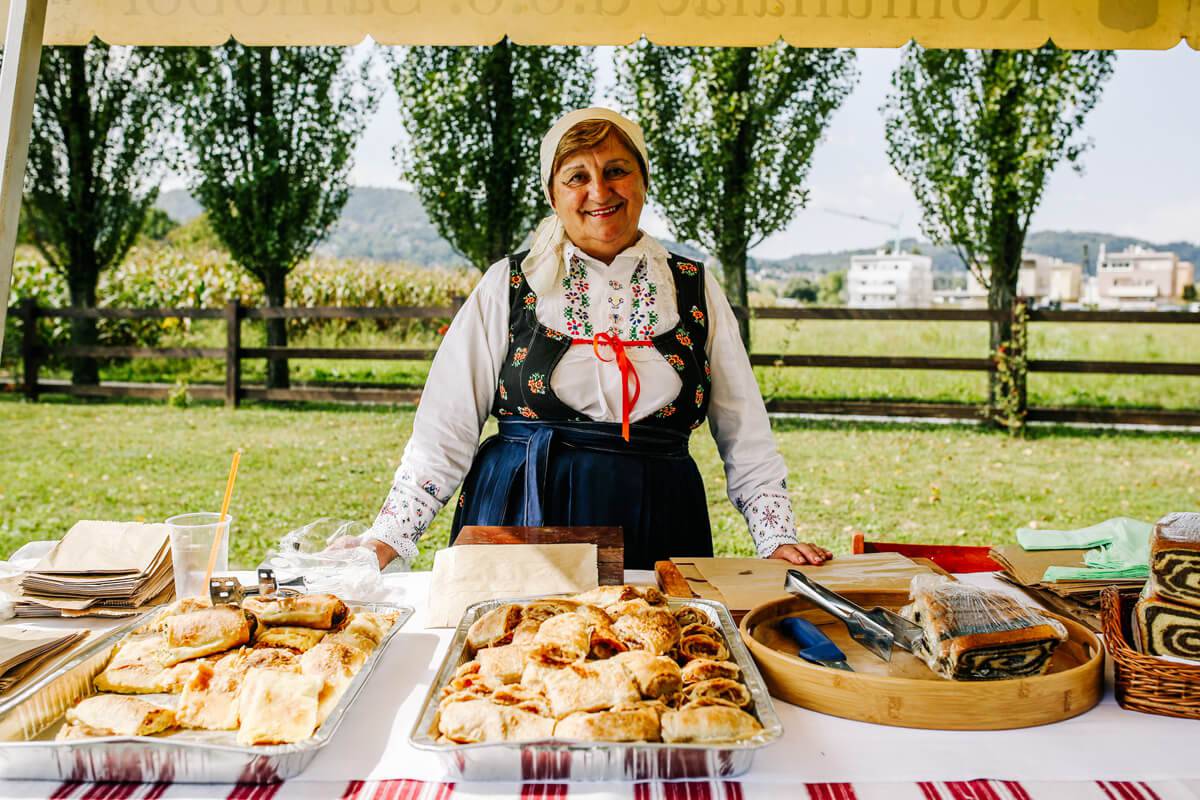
[1101,586,1200,719]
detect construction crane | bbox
[821,207,905,255]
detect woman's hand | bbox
[768,543,832,565]
[326,535,397,571]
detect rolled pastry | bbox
[529,612,592,665]
[660,705,762,744]
[540,660,640,718]
[162,606,254,666]
[467,604,523,650]
[490,684,552,716]
[682,678,751,708]
[477,643,527,684]
[1135,593,1200,662]
[1149,512,1200,607]
[677,634,729,663]
[905,575,1067,681]
[243,593,349,630]
[680,659,740,685]
[236,668,321,746]
[65,694,175,737]
[554,704,661,742]
[610,650,683,700]
[673,607,709,629]
[437,698,554,743]
[613,608,681,656]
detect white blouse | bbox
[365,234,799,562]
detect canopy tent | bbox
[1,0,1197,348]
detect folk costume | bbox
[365,109,799,570]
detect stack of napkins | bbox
[13,521,174,618]
[0,628,88,694]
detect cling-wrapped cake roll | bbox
[904,575,1067,681]
[1148,512,1200,607]
[1134,593,1200,663]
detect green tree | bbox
[882,45,1114,424]
[818,270,845,306]
[391,41,593,270]
[22,44,178,385]
[139,208,179,242]
[167,45,378,389]
[617,42,856,347]
[783,276,818,304]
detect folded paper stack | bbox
[7,521,174,618]
[0,627,89,695]
[1134,512,1200,663]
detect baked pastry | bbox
[588,622,628,659]
[540,660,640,717]
[1134,593,1200,662]
[176,647,300,730]
[529,612,592,665]
[437,698,554,743]
[162,606,255,666]
[301,640,369,724]
[95,633,195,694]
[339,611,400,644]
[554,704,661,742]
[1149,512,1200,607]
[610,651,682,700]
[678,634,728,663]
[254,626,326,653]
[570,585,644,607]
[235,668,321,746]
[673,607,709,628]
[905,575,1067,681]
[661,705,761,743]
[683,678,751,708]
[491,684,551,716]
[243,593,349,630]
[612,608,680,656]
[477,643,526,684]
[65,694,175,737]
[467,604,523,650]
[680,659,740,685]
[521,599,583,624]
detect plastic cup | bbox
[165,512,232,600]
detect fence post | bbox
[224,300,241,409]
[18,298,38,401]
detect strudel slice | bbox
[905,575,1067,681]
[243,593,348,630]
[65,694,175,737]
[1149,512,1200,607]
[1135,593,1200,662]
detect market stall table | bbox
[2,569,1198,800]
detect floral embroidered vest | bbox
[492,250,712,434]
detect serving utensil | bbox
[784,569,923,661]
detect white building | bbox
[848,252,933,308]
[1097,244,1195,308]
[1018,253,1083,303]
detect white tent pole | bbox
[0,0,46,356]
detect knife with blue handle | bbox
[779,616,854,671]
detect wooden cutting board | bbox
[656,553,951,622]
[455,526,623,585]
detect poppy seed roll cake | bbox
[1134,593,1200,662]
[1149,512,1200,608]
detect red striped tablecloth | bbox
[7,779,1199,800]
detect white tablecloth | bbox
[2,569,1198,800]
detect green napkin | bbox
[1040,517,1152,582]
[1017,516,1148,551]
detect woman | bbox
[359,107,831,570]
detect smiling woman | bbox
[354,107,831,571]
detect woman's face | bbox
[550,132,645,264]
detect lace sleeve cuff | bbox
[737,489,799,559]
[365,484,443,563]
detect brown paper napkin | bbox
[0,628,89,694]
[32,521,170,575]
[425,544,598,628]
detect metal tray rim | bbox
[408,595,784,755]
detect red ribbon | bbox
[571,332,654,442]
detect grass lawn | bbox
[1,396,1195,571]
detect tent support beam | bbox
[0,0,46,357]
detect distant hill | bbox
[156,188,1198,274]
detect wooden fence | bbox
[5,300,1200,427]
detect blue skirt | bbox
[450,420,714,570]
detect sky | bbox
[344,43,1200,258]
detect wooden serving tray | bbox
[739,592,1104,730]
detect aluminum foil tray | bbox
[0,600,414,783]
[410,596,783,782]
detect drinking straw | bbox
[203,450,241,588]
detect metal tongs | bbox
[208,568,304,605]
[784,570,924,662]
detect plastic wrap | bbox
[1148,512,1200,607]
[263,519,396,601]
[903,575,1067,681]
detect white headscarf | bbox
[521,107,650,296]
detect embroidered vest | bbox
[492,250,712,434]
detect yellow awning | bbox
[9,0,1199,49]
